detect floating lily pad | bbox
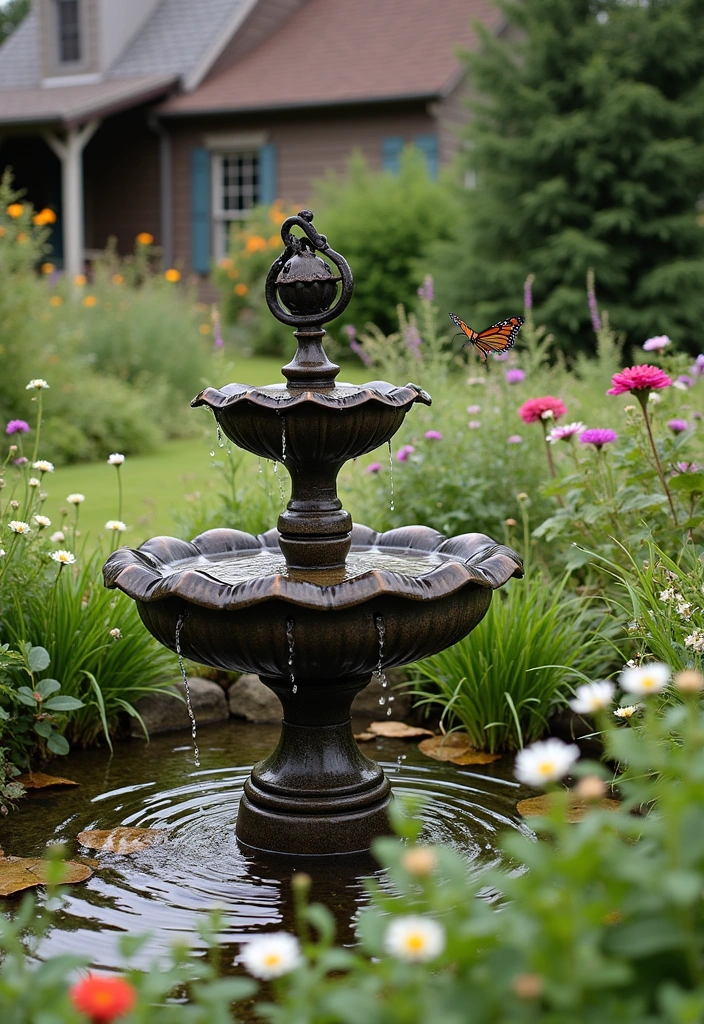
[517,793,620,822]
[0,856,92,896]
[367,721,434,739]
[418,733,501,765]
[16,772,78,789]
[77,828,167,854]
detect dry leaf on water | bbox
[16,772,78,789]
[0,856,92,897]
[77,828,167,854]
[418,733,501,765]
[354,732,376,742]
[517,793,620,822]
[367,721,434,740]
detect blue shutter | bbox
[382,136,404,175]
[190,147,210,274]
[414,134,439,179]
[259,142,277,205]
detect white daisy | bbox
[546,421,585,443]
[383,915,446,963]
[50,531,65,543]
[619,662,670,696]
[239,932,302,979]
[28,477,41,488]
[25,378,50,390]
[515,738,580,787]
[107,453,125,466]
[569,681,615,715]
[32,460,54,474]
[614,704,642,719]
[105,520,127,532]
[50,550,76,565]
[32,515,51,529]
[8,520,31,534]
[684,630,704,653]
[66,493,85,504]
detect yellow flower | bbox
[74,274,87,286]
[268,234,281,247]
[111,273,124,285]
[41,262,55,274]
[16,232,27,243]
[234,282,248,297]
[245,235,267,253]
[199,323,212,335]
[49,295,63,307]
[82,295,97,307]
[218,257,233,269]
[164,268,181,282]
[136,232,153,245]
[7,203,22,218]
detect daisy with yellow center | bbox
[51,550,76,565]
[8,520,31,534]
[619,662,670,696]
[383,915,446,963]
[614,705,642,719]
[239,932,302,979]
[514,737,580,787]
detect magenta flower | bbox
[668,419,688,434]
[643,335,670,352]
[417,275,434,302]
[518,396,567,424]
[607,365,672,397]
[579,428,618,450]
[6,419,30,434]
[396,445,415,462]
[505,368,526,384]
[672,461,701,474]
[424,430,443,440]
[507,434,523,445]
[366,462,382,473]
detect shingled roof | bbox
[159,0,502,115]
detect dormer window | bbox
[57,0,81,64]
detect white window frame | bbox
[211,150,261,261]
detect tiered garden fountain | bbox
[104,211,523,856]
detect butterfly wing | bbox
[448,312,479,346]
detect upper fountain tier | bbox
[192,210,431,571]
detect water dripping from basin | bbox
[0,720,532,971]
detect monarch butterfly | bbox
[449,313,525,362]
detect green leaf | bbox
[604,917,687,956]
[36,678,61,698]
[669,472,704,494]
[43,695,84,712]
[47,732,69,755]
[0,707,10,721]
[16,686,39,707]
[27,646,51,673]
[34,720,53,738]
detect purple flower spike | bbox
[579,428,618,450]
[396,445,415,462]
[6,419,30,434]
[349,338,372,367]
[587,270,601,332]
[366,462,382,473]
[691,355,704,377]
[524,274,534,312]
[417,275,434,302]
[424,430,443,440]
[668,419,688,434]
[507,435,523,445]
[505,368,525,384]
[343,324,357,342]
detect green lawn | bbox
[45,356,369,547]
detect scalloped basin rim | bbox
[191,380,432,410]
[103,525,523,613]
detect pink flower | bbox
[507,434,523,445]
[672,461,701,475]
[518,396,567,424]
[691,355,704,377]
[547,421,585,443]
[667,419,688,434]
[466,405,481,415]
[468,420,481,430]
[579,428,618,449]
[396,445,415,462]
[5,419,30,434]
[607,365,672,396]
[424,430,442,440]
[505,369,525,384]
[366,462,382,473]
[643,335,670,352]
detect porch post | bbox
[44,120,100,279]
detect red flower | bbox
[518,396,567,424]
[70,975,136,1023]
[607,365,672,396]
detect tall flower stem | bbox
[30,391,43,466]
[116,465,123,524]
[542,425,557,479]
[638,395,678,525]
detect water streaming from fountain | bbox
[285,617,297,693]
[175,612,201,767]
[216,423,224,448]
[373,613,390,713]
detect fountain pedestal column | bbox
[236,677,391,855]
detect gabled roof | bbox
[159,0,501,116]
[0,75,178,128]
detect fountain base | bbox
[235,677,391,855]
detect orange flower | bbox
[268,234,281,247]
[41,262,55,274]
[135,232,153,245]
[82,295,97,307]
[164,268,181,282]
[111,274,124,285]
[7,203,22,218]
[70,974,136,1023]
[218,257,233,269]
[234,282,248,296]
[49,295,63,307]
[74,274,87,286]
[245,235,267,253]
[269,201,287,225]
[16,232,27,243]
[33,208,57,225]
[199,323,212,335]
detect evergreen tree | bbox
[434,0,704,352]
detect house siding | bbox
[168,102,437,273]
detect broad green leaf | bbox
[34,720,53,738]
[669,472,704,494]
[27,646,51,673]
[16,687,39,707]
[47,733,70,755]
[36,678,61,698]
[43,695,84,712]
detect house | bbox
[0,0,502,278]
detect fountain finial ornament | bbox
[104,210,523,856]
